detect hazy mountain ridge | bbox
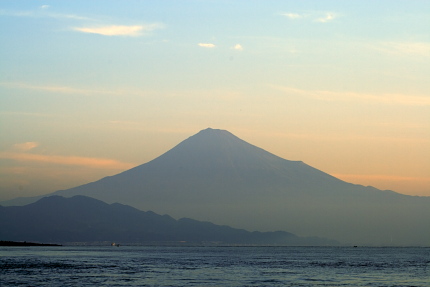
[0,195,337,245]
[2,128,429,246]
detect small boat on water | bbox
[111,242,120,247]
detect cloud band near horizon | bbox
[0,152,136,170]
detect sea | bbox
[1,245,429,286]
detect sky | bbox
[0,0,429,201]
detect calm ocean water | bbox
[1,245,429,286]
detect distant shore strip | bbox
[0,241,62,246]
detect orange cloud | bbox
[0,152,136,170]
[13,142,39,151]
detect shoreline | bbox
[0,241,62,247]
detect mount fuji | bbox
[3,128,429,245]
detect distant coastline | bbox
[0,241,62,247]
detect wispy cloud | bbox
[1,82,92,94]
[1,8,163,37]
[74,24,162,37]
[272,86,430,106]
[371,42,430,57]
[0,152,135,170]
[281,11,338,23]
[49,13,94,21]
[13,142,39,152]
[0,9,34,17]
[198,43,216,48]
[233,44,243,51]
[74,25,143,36]
[0,111,54,118]
[281,13,304,19]
[0,82,141,96]
[1,141,135,170]
[315,12,336,23]
[0,8,94,21]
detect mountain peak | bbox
[194,127,237,139]
[201,127,225,132]
[155,127,283,168]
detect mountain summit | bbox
[3,128,430,245]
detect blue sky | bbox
[1,0,429,200]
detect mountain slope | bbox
[0,195,337,245]
[2,128,429,245]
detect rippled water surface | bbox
[1,246,429,286]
